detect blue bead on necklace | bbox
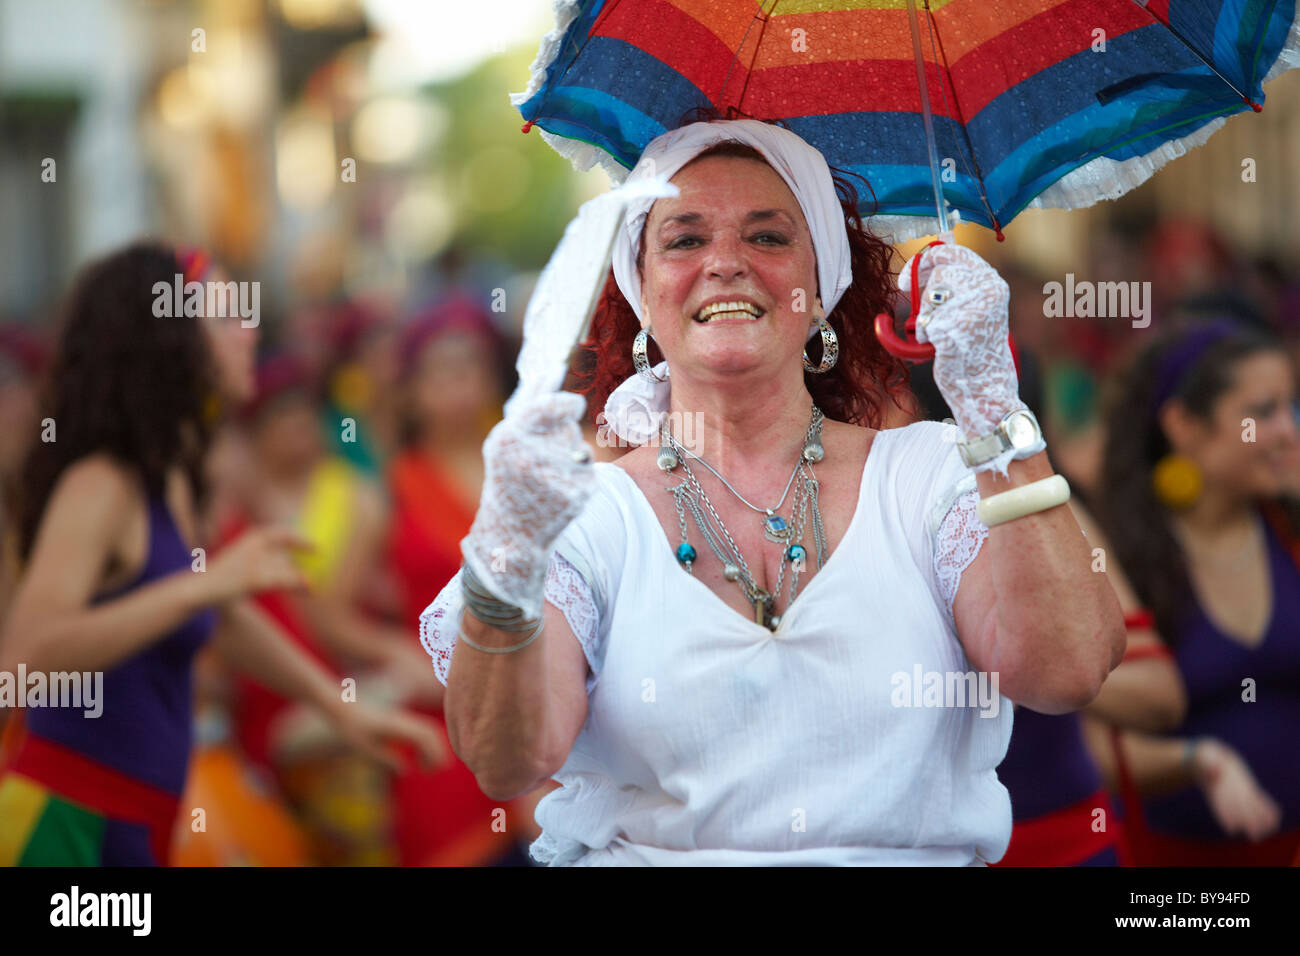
[762,513,790,542]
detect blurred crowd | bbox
[0,212,1298,866]
[0,244,550,866]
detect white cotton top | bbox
[421,419,1012,866]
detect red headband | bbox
[176,246,212,285]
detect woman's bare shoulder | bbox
[608,444,656,479]
[27,454,141,580]
[54,453,139,508]
[823,418,876,447]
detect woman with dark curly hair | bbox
[1086,318,1300,865]
[0,241,442,866]
[420,117,1124,865]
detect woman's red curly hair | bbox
[569,113,911,430]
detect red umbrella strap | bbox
[886,238,1018,376]
[905,239,946,332]
[1123,608,1156,632]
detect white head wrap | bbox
[604,119,853,444]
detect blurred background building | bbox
[0,0,609,342]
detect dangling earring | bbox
[202,391,223,426]
[633,326,668,383]
[803,315,839,374]
[1152,452,1202,509]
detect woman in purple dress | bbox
[0,242,442,865]
[1088,318,1300,865]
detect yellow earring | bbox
[1152,453,1202,509]
[331,362,372,412]
[202,391,224,426]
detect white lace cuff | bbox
[930,477,988,625]
[418,552,602,693]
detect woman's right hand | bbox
[1192,738,1283,841]
[204,525,315,605]
[461,390,597,620]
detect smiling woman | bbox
[574,135,905,432]
[419,116,1125,867]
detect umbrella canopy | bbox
[511,0,1300,242]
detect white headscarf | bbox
[604,119,853,444]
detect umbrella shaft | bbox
[906,0,949,233]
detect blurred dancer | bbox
[216,353,436,865]
[0,242,441,865]
[1090,319,1300,865]
[318,302,402,478]
[386,294,546,865]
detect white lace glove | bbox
[460,390,597,621]
[898,232,1030,477]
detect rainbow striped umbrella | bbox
[512,0,1300,243]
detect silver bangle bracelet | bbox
[461,603,537,633]
[458,612,544,654]
[461,562,530,629]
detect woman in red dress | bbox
[386,293,553,866]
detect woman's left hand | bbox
[331,700,448,773]
[898,233,1024,443]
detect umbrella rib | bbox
[920,1,1000,235]
[719,0,778,115]
[1125,0,1262,108]
[735,0,777,117]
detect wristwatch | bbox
[957,407,1046,468]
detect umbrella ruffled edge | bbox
[529,125,632,186]
[508,0,635,186]
[508,0,580,108]
[861,214,953,246]
[1026,7,1300,214]
[1264,6,1300,82]
[1023,117,1228,211]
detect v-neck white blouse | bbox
[420,419,1011,866]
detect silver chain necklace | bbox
[666,406,824,542]
[659,405,828,630]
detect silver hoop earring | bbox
[803,315,839,374]
[633,327,667,383]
